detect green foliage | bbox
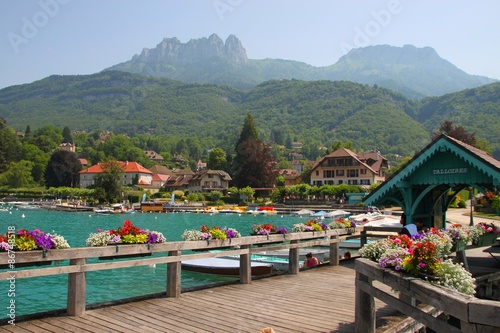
[207,148,227,170]
[0,160,36,188]
[92,160,123,203]
[238,186,255,202]
[209,190,223,203]
[45,150,81,187]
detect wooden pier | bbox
[0,261,404,333]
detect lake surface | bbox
[1,207,326,318]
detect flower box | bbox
[450,240,467,252]
[86,220,166,247]
[472,233,499,247]
[0,259,52,270]
[181,225,241,242]
[97,243,154,260]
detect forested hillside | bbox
[0,72,498,158]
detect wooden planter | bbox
[450,240,467,252]
[472,233,499,247]
[0,260,52,270]
[99,244,153,260]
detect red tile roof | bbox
[80,161,153,174]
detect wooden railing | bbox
[355,258,500,333]
[0,229,347,317]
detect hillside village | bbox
[76,141,388,196]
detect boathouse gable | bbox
[363,134,500,228]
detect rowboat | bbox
[181,257,273,276]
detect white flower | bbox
[86,231,112,247]
[432,259,476,296]
[48,233,70,249]
[181,229,204,241]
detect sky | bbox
[1,0,499,90]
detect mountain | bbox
[1,71,498,158]
[106,35,496,98]
[326,45,496,98]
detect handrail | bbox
[355,258,500,332]
[0,229,347,317]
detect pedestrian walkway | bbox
[0,262,404,333]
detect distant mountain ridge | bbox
[106,34,497,98]
[135,34,248,64]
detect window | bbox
[315,170,319,176]
[348,169,359,177]
[360,169,367,174]
[336,170,344,176]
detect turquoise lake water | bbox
[1,208,316,319]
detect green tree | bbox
[209,190,223,204]
[207,148,227,170]
[233,114,277,188]
[21,143,49,185]
[0,160,35,188]
[0,119,22,172]
[239,186,255,202]
[45,150,82,187]
[93,160,123,203]
[62,126,73,143]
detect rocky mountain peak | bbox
[135,34,247,64]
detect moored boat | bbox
[181,257,273,276]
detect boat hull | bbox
[181,258,273,276]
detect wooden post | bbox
[360,229,367,247]
[289,240,300,274]
[167,250,181,298]
[355,271,375,333]
[456,250,469,271]
[67,258,86,316]
[329,235,339,266]
[240,245,251,284]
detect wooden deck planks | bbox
[1,263,403,333]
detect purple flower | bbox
[110,235,121,243]
[147,232,158,243]
[226,229,237,239]
[1,242,10,251]
[277,227,288,234]
[257,228,270,235]
[418,262,426,268]
[30,232,54,250]
[201,232,211,240]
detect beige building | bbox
[188,170,232,194]
[310,148,389,187]
[79,161,153,188]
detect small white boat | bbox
[257,248,328,262]
[14,202,42,210]
[181,258,273,276]
[221,254,293,271]
[290,209,314,217]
